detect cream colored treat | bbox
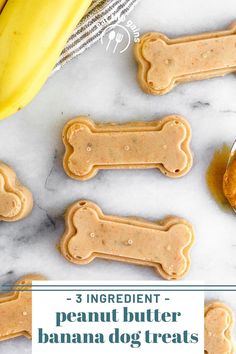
[205,302,234,354]
[0,274,46,342]
[0,163,33,222]
[62,115,192,180]
[134,22,236,95]
[60,200,195,280]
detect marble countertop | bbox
[1,0,236,351]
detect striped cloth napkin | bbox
[54,0,140,73]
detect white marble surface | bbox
[1,0,236,352]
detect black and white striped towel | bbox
[54,0,140,73]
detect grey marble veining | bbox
[1,0,236,352]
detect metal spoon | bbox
[226,139,236,213]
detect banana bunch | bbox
[0,0,92,120]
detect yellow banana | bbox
[0,0,7,12]
[0,0,92,120]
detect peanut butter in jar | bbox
[223,152,236,210]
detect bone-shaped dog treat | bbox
[0,274,46,342]
[205,302,234,354]
[62,116,192,180]
[134,22,236,95]
[0,163,33,222]
[60,200,194,280]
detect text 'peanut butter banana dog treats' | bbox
[205,302,235,354]
[0,274,46,342]
[62,115,192,181]
[0,163,33,222]
[60,200,195,280]
[134,21,236,95]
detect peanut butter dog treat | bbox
[62,115,192,180]
[223,153,236,209]
[0,274,46,342]
[134,22,236,95]
[205,302,234,354]
[60,200,195,280]
[0,163,33,222]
